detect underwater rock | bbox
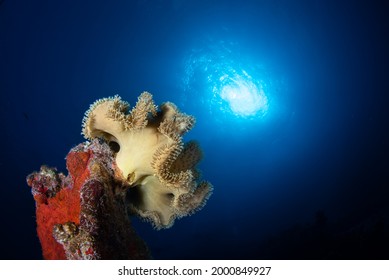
[27,140,150,259]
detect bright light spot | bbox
[182,40,272,121]
[219,74,268,117]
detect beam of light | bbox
[182,41,270,121]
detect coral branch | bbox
[126,91,158,130]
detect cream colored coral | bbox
[82,92,212,229]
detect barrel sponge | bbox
[82,92,212,229]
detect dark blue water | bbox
[1,0,388,259]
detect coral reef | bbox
[27,140,150,259]
[82,92,213,229]
[27,92,212,259]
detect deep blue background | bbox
[1,0,388,259]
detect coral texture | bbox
[27,91,212,259]
[27,140,150,259]
[82,92,213,229]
